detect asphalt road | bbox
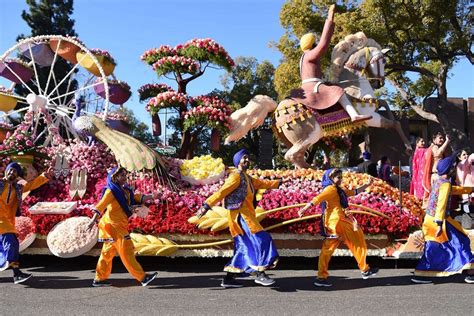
[0,256,472,316]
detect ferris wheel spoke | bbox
[49,81,102,102]
[44,38,61,95]
[2,62,36,95]
[46,51,88,99]
[61,71,76,106]
[27,43,43,95]
[0,107,29,119]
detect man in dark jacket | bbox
[357,152,377,177]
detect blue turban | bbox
[363,151,371,160]
[233,149,249,167]
[437,156,456,176]
[6,162,23,178]
[102,167,136,217]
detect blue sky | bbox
[1,0,472,136]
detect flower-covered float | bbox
[7,145,431,258]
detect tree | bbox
[16,0,78,103]
[275,0,473,147]
[20,0,77,38]
[139,39,235,159]
[120,107,155,144]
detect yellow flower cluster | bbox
[180,155,225,180]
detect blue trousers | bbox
[0,233,20,269]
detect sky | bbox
[0,0,473,138]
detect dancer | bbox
[196,149,281,288]
[297,4,371,122]
[0,162,52,284]
[88,167,157,287]
[411,156,474,284]
[299,168,377,287]
[409,137,428,199]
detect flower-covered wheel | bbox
[0,35,128,148]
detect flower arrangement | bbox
[181,38,235,71]
[0,125,36,156]
[140,45,178,65]
[102,111,129,122]
[0,85,15,96]
[3,58,32,69]
[96,78,130,91]
[152,56,200,76]
[146,91,188,114]
[183,96,232,134]
[180,155,225,185]
[138,83,173,102]
[89,48,116,65]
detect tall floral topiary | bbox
[139,39,235,159]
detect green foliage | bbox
[20,0,77,38]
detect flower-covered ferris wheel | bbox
[0,35,131,148]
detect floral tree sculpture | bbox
[139,39,235,158]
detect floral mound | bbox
[180,155,225,185]
[47,217,98,258]
[15,216,36,252]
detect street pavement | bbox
[0,256,472,315]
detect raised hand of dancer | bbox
[195,207,207,219]
[87,213,99,230]
[298,202,313,217]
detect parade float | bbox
[0,35,470,260]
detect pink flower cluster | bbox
[182,38,235,68]
[140,45,178,64]
[96,78,130,91]
[0,85,15,96]
[0,124,35,154]
[183,96,232,132]
[89,48,116,65]
[152,56,200,74]
[102,111,129,122]
[146,91,188,114]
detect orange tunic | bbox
[311,185,355,236]
[0,175,49,235]
[205,171,280,237]
[94,189,143,241]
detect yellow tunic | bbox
[311,185,355,236]
[0,175,49,235]
[205,171,280,237]
[94,189,143,241]
[422,183,472,243]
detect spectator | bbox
[357,151,377,177]
[409,138,428,199]
[456,149,474,201]
[378,156,394,186]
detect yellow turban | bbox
[300,33,316,51]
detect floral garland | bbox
[138,83,173,102]
[89,48,116,65]
[181,38,235,71]
[146,91,188,114]
[152,56,200,76]
[183,95,232,134]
